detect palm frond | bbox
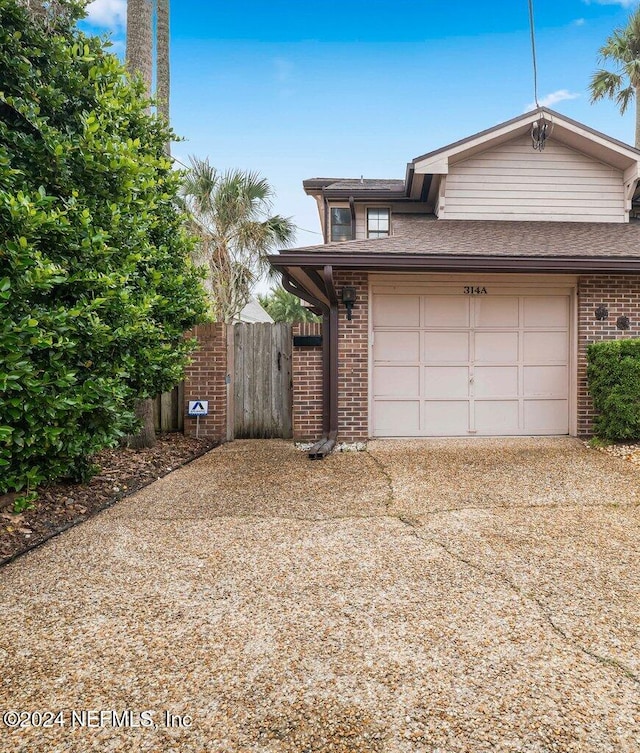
[589,69,624,102]
[616,85,635,115]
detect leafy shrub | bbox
[0,0,208,498]
[587,339,640,441]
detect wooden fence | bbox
[154,322,294,438]
[153,382,184,433]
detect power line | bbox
[528,0,539,109]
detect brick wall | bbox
[291,273,370,443]
[577,275,640,436]
[183,323,229,441]
[335,271,369,442]
[290,273,640,442]
[292,321,324,440]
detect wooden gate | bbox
[233,322,292,438]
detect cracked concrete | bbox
[2,437,640,752]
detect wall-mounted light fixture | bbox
[341,286,357,321]
[595,305,609,321]
[531,114,553,151]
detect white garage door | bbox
[371,289,570,436]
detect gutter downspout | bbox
[307,265,338,459]
[349,195,356,240]
[322,188,329,244]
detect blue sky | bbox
[82,0,640,252]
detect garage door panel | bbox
[374,330,420,362]
[424,296,470,327]
[475,332,518,363]
[424,331,469,362]
[373,366,419,397]
[523,366,567,397]
[475,401,519,433]
[523,296,568,327]
[474,366,518,397]
[524,400,568,433]
[424,401,468,435]
[424,366,469,398]
[374,295,420,327]
[375,401,420,435]
[475,297,519,327]
[524,331,568,362]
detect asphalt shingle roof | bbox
[324,179,406,191]
[283,215,640,258]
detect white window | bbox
[367,208,390,238]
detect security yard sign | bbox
[188,400,209,438]
[188,400,209,416]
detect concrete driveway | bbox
[1,438,639,752]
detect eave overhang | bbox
[270,252,640,273]
[269,252,640,282]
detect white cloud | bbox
[85,0,127,29]
[583,1,639,7]
[525,89,581,112]
[572,18,587,26]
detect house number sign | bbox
[463,286,488,295]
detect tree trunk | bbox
[127,398,156,449]
[157,0,171,155]
[126,0,154,98]
[635,87,640,149]
[126,0,156,448]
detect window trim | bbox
[366,206,391,239]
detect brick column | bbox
[335,270,369,442]
[183,323,229,441]
[577,275,640,436]
[291,322,323,440]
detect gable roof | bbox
[304,109,640,207]
[411,107,640,175]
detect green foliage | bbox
[0,0,208,497]
[258,287,320,323]
[587,339,640,441]
[589,7,640,145]
[180,157,296,322]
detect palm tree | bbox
[156,0,170,153]
[590,7,640,147]
[125,0,155,448]
[258,288,320,323]
[181,157,296,323]
[126,0,153,98]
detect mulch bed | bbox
[0,433,218,566]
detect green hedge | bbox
[587,339,640,441]
[0,0,208,502]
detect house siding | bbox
[444,135,626,223]
[329,202,429,241]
